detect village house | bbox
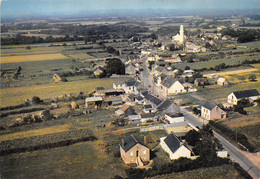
[135,95,144,104]
[113,78,140,94]
[140,113,158,123]
[160,133,191,160]
[217,77,228,86]
[161,77,187,95]
[158,100,180,115]
[143,104,156,113]
[201,101,227,120]
[125,63,136,75]
[227,89,260,105]
[165,113,185,123]
[120,135,150,165]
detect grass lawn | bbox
[0,77,129,107]
[152,164,244,179]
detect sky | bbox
[1,0,260,18]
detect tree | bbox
[105,58,125,77]
[169,44,176,51]
[184,66,190,70]
[32,96,42,104]
[248,74,256,81]
[185,130,200,146]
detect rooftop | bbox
[202,101,217,110]
[232,89,259,99]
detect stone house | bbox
[160,133,191,160]
[158,100,180,115]
[161,77,186,95]
[165,113,185,123]
[217,77,228,86]
[227,89,260,105]
[201,101,226,120]
[120,135,150,165]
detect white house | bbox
[160,133,191,160]
[201,101,226,120]
[217,77,228,86]
[125,63,136,75]
[161,77,186,95]
[113,78,140,94]
[165,113,185,123]
[227,89,260,105]
[143,104,156,113]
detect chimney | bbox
[144,136,147,145]
[122,139,124,146]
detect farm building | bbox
[160,133,191,160]
[165,113,185,123]
[120,135,150,165]
[85,97,103,108]
[227,89,260,105]
[201,101,226,120]
[140,113,158,123]
[194,78,208,86]
[217,77,228,86]
[143,104,156,113]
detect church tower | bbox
[179,25,184,44]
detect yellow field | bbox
[0,124,71,141]
[0,78,128,107]
[0,53,69,63]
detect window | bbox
[130,151,133,156]
[143,150,146,155]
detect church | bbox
[172,25,187,45]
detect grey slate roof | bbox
[120,135,138,152]
[150,97,162,106]
[232,89,260,99]
[144,104,153,109]
[166,113,184,118]
[202,101,216,110]
[141,113,156,118]
[136,96,144,101]
[162,77,177,88]
[141,90,149,97]
[158,100,172,111]
[163,134,181,154]
[145,94,155,101]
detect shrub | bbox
[32,96,42,104]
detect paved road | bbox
[181,108,260,179]
[139,56,260,178]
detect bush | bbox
[32,96,42,104]
[185,130,199,146]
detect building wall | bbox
[123,86,138,94]
[211,106,226,120]
[201,106,210,120]
[160,137,191,160]
[227,93,238,105]
[166,115,185,123]
[120,144,150,164]
[170,145,191,160]
[167,81,186,95]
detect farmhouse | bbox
[160,133,191,160]
[120,135,150,165]
[201,101,226,120]
[227,89,260,105]
[217,77,228,86]
[161,77,186,95]
[165,113,185,123]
